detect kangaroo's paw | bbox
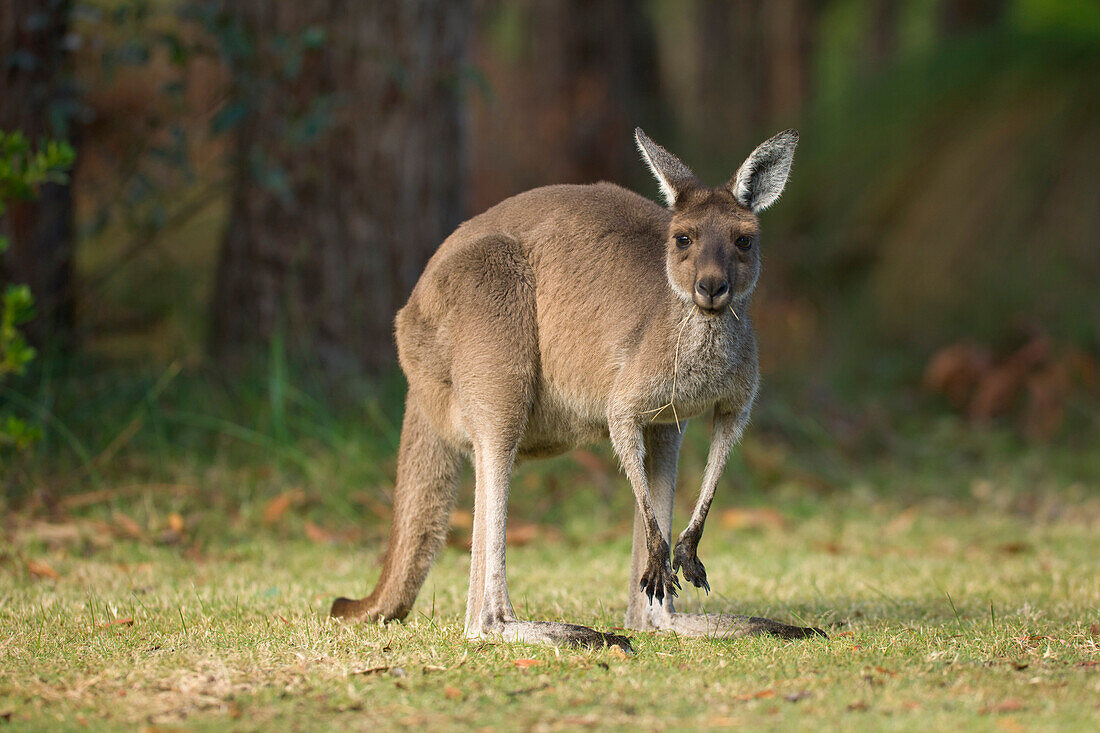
[672,540,710,594]
[469,619,633,653]
[663,611,826,640]
[639,541,681,605]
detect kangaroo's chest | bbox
[640,320,758,424]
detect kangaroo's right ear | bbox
[635,127,698,208]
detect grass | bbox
[2,361,1099,729]
[4,480,1099,730]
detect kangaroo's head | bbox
[635,127,798,316]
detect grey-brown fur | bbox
[331,128,823,650]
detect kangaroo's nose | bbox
[693,276,730,312]
[695,278,729,298]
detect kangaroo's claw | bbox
[673,540,710,594]
[640,544,680,605]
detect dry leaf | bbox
[847,701,869,712]
[26,560,60,580]
[513,659,541,669]
[304,521,333,543]
[1088,624,1099,637]
[506,522,539,547]
[100,617,134,629]
[113,513,143,538]
[735,689,775,701]
[351,665,390,676]
[444,686,462,700]
[263,489,305,525]
[884,506,919,534]
[719,507,786,531]
[983,699,1024,714]
[166,513,184,533]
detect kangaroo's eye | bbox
[674,235,692,249]
[735,235,753,250]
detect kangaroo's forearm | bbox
[682,408,745,545]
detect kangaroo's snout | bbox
[693,275,730,313]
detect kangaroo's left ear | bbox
[728,129,798,213]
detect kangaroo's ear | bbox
[635,127,697,208]
[728,129,798,213]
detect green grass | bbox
[3,485,1099,730]
[2,361,1099,729]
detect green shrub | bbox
[0,130,75,451]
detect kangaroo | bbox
[331,128,823,650]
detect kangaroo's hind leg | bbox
[446,236,629,651]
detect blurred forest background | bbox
[1,0,1098,531]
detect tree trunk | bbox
[469,0,660,211]
[0,0,75,348]
[210,1,472,373]
[692,0,815,160]
[939,0,1007,36]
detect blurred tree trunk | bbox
[0,0,76,347]
[692,0,815,158]
[939,0,1007,36]
[210,1,472,373]
[469,0,660,210]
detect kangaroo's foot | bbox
[639,539,680,604]
[656,611,825,640]
[671,539,709,594]
[467,616,633,653]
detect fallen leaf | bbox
[351,665,390,676]
[26,559,60,580]
[734,689,775,701]
[982,699,1024,714]
[837,631,854,638]
[100,617,134,629]
[513,659,541,669]
[113,513,143,539]
[444,686,463,700]
[1089,624,1099,637]
[884,506,919,534]
[997,541,1030,555]
[263,489,305,525]
[304,521,334,543]
[719,507,786,531]
[166,513,184,533]
[847,701,869,712]
[506,522,539,547]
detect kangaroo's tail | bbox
[331,398,461,622]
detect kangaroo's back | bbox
[396,182,674,434]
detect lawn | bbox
[1,365,1098,730]
[4,479,1099,730]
